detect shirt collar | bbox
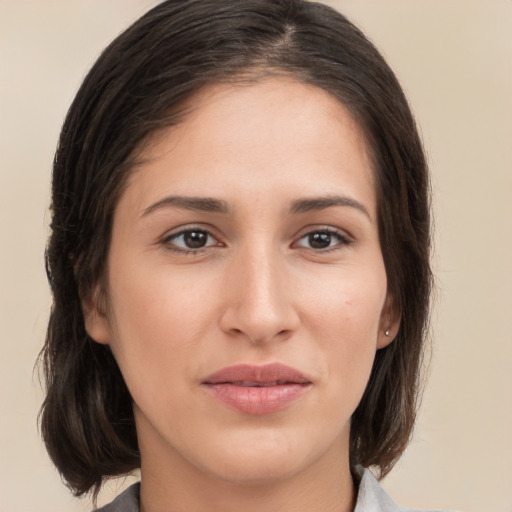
[353,466,404,512]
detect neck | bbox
[138,435,356,512]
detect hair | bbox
[40,0,432,499]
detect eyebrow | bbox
[142,195,230,217]
[141,193,371,220]
[289,195,371,220]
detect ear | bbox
[377,294,401,349]
[82,287,111,345]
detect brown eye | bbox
[308,232,333,249]
[182,230,209,248]
[165,229,218,251]
[295,229,350,251]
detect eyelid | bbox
[158,224,352,255]
[292,225,353,251]
[160,225,223,254]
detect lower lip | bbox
[204,383,310,415]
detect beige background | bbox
[1,1,511,511]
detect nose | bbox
[219,247,300,345]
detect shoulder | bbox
[354,467,456,512]
[94,482,140,512]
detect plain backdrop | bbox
[1,1,511,511]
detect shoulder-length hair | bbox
[40,0,432,498]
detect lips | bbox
[202,363,312,415]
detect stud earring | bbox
[385,329,390,337]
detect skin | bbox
[85,78,399,512]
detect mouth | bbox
[202,363,312,415]
[224,380,301,387]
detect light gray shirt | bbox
[95,467,450,512]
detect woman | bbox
[40,1,438,510]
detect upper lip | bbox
[203,363,311,385]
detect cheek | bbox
[302,264,387,343]
[110,256,211,334]
[300,264,387,399]
[105,260,216,395]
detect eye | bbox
[294,228,351,251]
[163,228,220,252]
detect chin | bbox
[192,426,338,487]
[208,453,309,487]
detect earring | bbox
[385,329,390,337]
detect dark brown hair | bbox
[40,0,432,498]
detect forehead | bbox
[140,77,370,161]
[124,78,376,217]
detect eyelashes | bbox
[161,227,223,255]
[293,228,351,251]
[160,225,353,256]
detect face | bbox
[86,78,397,487]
